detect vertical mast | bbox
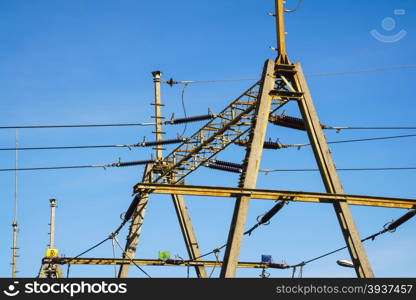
[11,129,19,278]
[152,71,164,160]
[49,199,57,249]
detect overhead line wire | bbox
[1,133,415,152]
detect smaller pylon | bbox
[11,221,18,278]
[38,198,63,278]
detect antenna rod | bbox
[275,0,290,64]
[152,71,164,160]
[49,199,57,249]
[11,223,18,278]
[11,129,19,278]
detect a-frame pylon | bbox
[119,0,374,278]
[219,0,373,277]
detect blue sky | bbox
[0,0,415,278]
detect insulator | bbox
[211,160,243,169]
[269,114,306,130]
[234,139,249,147]
[235,139,287,150]
[263,141,287,149]
[142,138,183,147]
[116,160,155,167]
[259,201,287,224]
[268,263,288,269]
[206,163,242,173]
[387,209,416,231]
[269,114,327,131]
[165,114,214,125]
[124,194,142,222]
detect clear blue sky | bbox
[0,0,415,278]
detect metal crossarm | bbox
[42,257,288,269]
[133,183,416,210]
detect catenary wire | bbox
[2,165,416,173]
[1,133,415,152]
[259,167,416,173]
[162,64,416,85]
[288,134,416,149]
[112,235,152,278]
[0,122,156,130]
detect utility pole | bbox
[275,0,289,64]
[49,199,57,249]
[119,72,207,277]
[11,129,19,278]
[152,71,164,160]
[220,59,275,277]
[272,0,373,277]
[38,198,62,278]
[11,222,18,278]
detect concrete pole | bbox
[11,222,18,278]
[152,71,164,160]
[49,199,57,249]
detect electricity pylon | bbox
[117,0,375,278]
[42,0,416,278]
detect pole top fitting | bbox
[152,70,163,77]
[49,198,57,205]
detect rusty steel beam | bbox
[293,63,374,277]
[134,183,416,210]
[219,59,275,278]
[42,257,288,270]
[118,164,153,278]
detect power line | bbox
[1,133,415,152]
[288,210,416,269]
[0,138,186,152]
[0,159,154,172]
[1,165,415,173]
[307,64,416,77]
[163,64,416,85]
[0,114,216,131]
[0,122,156,130]
[66,237,111,278]
[0,145,131,151]
[288,134,416,149]
[112,235,152,278]
[327,126,416,130]
[260,167,416,173]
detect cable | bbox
[307,64,416,77]
[328,134,416,144]
[208,250,221,278]
[165,78,258,85]
[1,133,414,152]
[260,167,416,173]
[112,235,151,278]
[1,165,415,173]
[162,65,416,86]
[66,237,111,277]
[181,83,189,136]
[0,138,185,152]
[289,134,416,149]
[327,126,416,130]
[284,0,303,12]
[288,209,416,269]
[111,238,117,278]
[0,159,154,172]
[0,144,133,151]
[1,165,94,172]
[13,129,19,223]
[0,122,156,130]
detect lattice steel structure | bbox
[40,0,415,278]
